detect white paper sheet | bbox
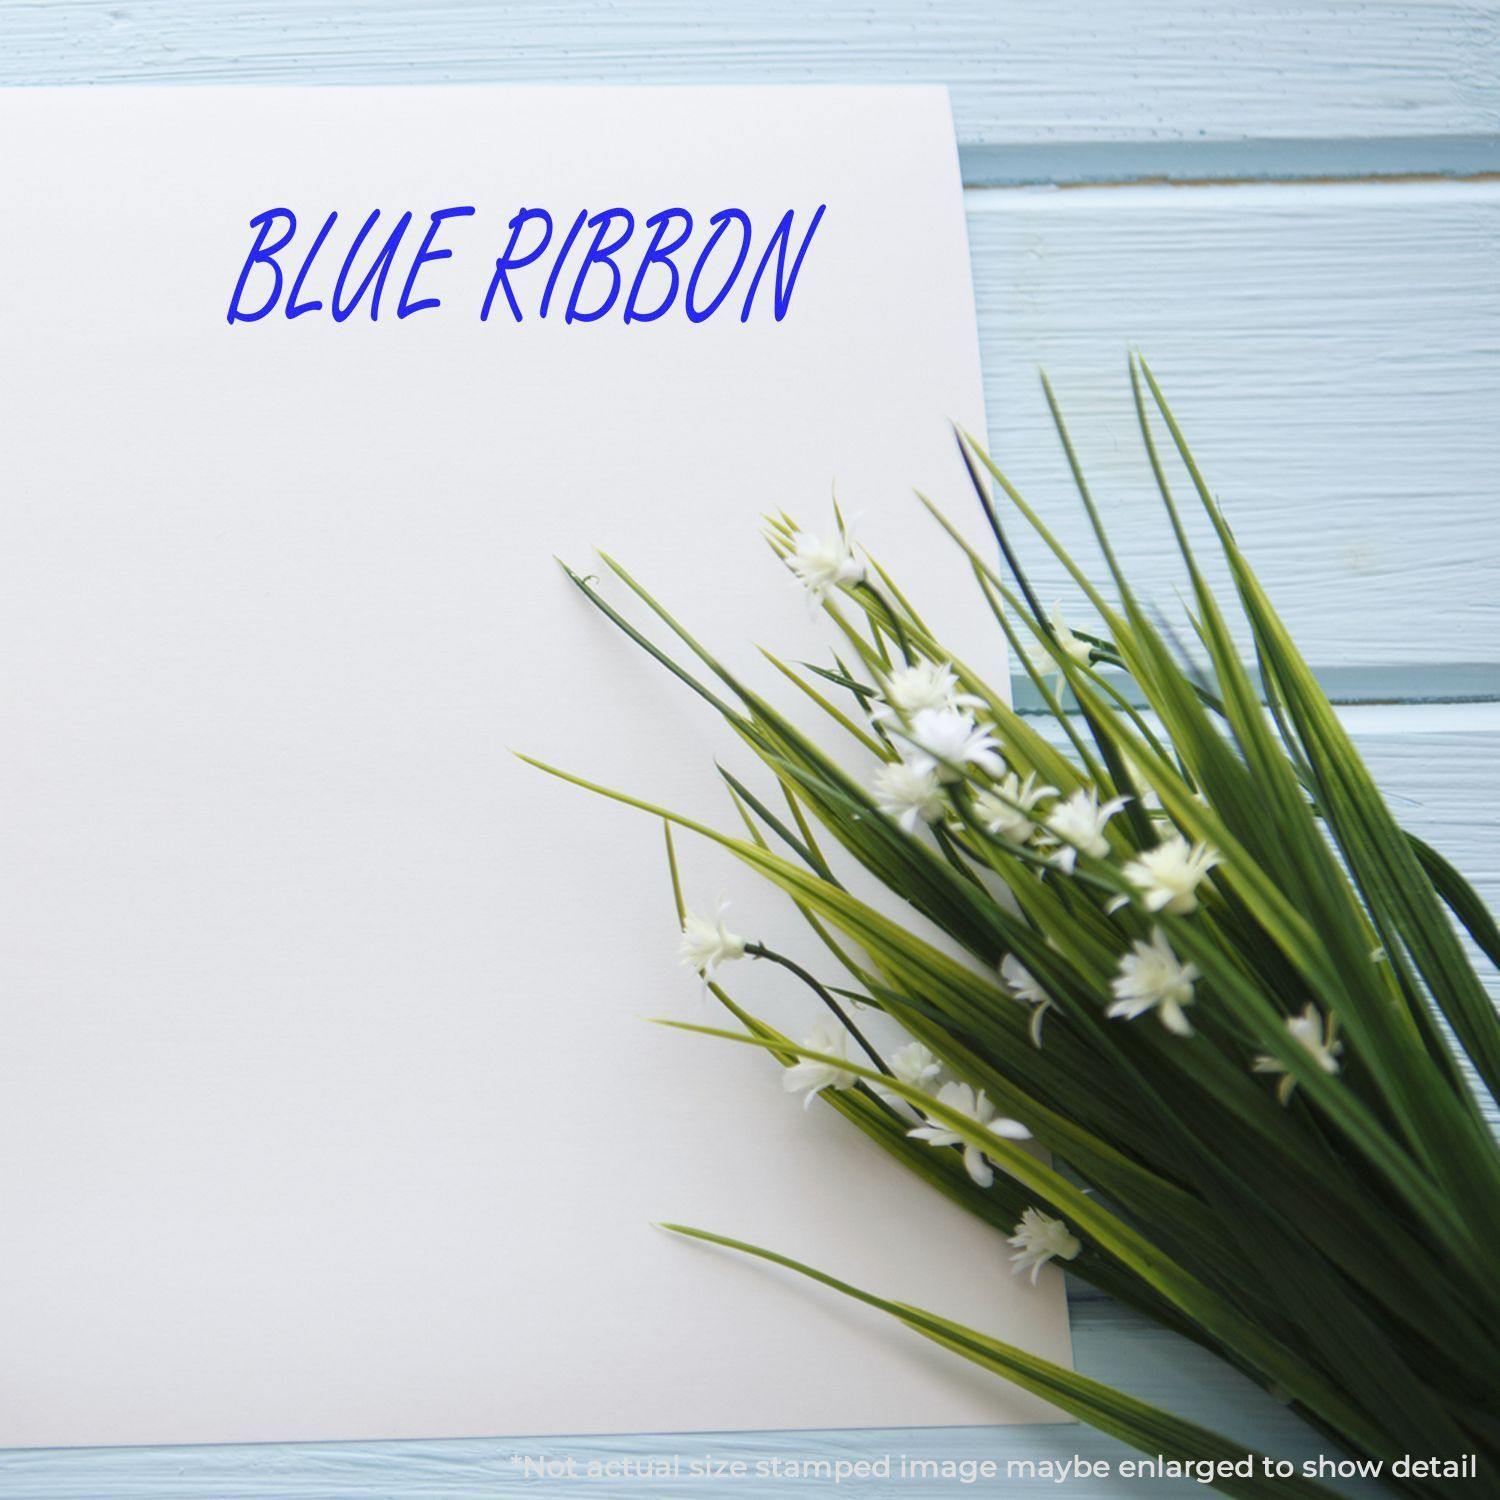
[0,85,1070,1448]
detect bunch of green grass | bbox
[526,360,1500,1499]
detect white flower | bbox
[1000,954,1053,1047]
[907,1082,1030,1188]
[782,1023,858,1109]
[888,1041,943,1091]
[787,529,864,605]
[678,905,747,978]
[1043,787,1130,873]
[872,760,946,832]
[901,707,1005,783]
[875,1040,944,1113]
[973,772,1058,845]
[871,660,978,722]
[1120,834,1221,915]
[1253,1003,1343,1104]
[1024,605,1094,680]
[1007,1207,1082,1285]
[1000,954,1048,1007]
[1108,927,1199,1036]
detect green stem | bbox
[746,942,891,1078]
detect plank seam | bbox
[960,134,1500,188]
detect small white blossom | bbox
[873,1040,943,1114]
[871,660,979,723]
[1000,954,1053,1047]
[1024,605,1095,680]
[782,1023,858,1109]
[907,1082,1030,1188]
[1253,1003,1343,1104]
[1108,928,1199,1036]
[1007,1207,1082,1284]
[888,1041,943,1090]
[872,760,946,832]
[1000,954,1048,1007]
[901,707,1005,783]
[678,905,748,978]
[973,772,1058,845]
[1043,787,1130,873]
[787,529,864,605]
[1120,834,1221,915]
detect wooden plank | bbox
[1354,706,1500,1010]
[962,136,1500,187]
[964,179,1500,676]
[3,0,1499,166]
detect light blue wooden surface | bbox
[1,5,1496,1495]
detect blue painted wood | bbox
[2,5,1495,1493]
[961,136,1500,186]
[4,1,1499,175]
[964,179,1500,675]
